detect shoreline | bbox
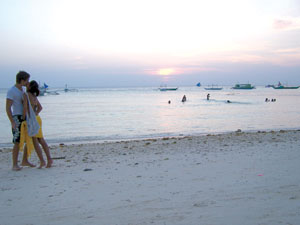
[1,129,300,224]
[1,127,300,149]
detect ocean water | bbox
[1,86,300,147]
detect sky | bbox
[1,0,300,88]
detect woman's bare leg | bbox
[38,138,52,168]
[32,137,45,168]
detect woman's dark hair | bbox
[28,80,40,97]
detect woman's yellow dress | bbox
[19,115,43,157]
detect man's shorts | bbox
[12,115,24,143]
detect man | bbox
[6,71,31,170]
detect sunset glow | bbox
[157,68,175,76]
[0,0,300,87]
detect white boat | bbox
[39,83,48,96]
[204,85,223,90]
[64,84,78,92]
[39,83,59,95]
[47,91,60,95]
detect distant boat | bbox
[39,82,59,96]
[159,87,178,91]
[158,84,178,91]
[64,84,78,92]
[204,85,223,90]
[232,83,255,89]
[272,85,299,89]
[265,84,274,88]
[196,82,201,87]
[272,81,299,89]
[47,91,60,95]
[39,83,48,96]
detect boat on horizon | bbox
[204,85,223,90]
[64,84,79,92]
[232,83,255,89]
[39,82,59,96]
[272,81,299,89]
[39,83,48,96]
[159,87,178,91]
[272,85,299,89]
[265,84,274,88]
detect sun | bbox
[158,68,175,76]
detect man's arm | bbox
[6,99,16,130]
[22,93,28,119]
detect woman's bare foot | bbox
[12,165,22,171]
[21,161,36,167]
[46,159,53,168]
[38,161,46,169]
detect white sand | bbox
[0,130,300,225]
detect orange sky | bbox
[1,0,300,87]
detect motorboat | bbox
[272,81,299,89]
[232,83,255,89]
[204,85,223,90]
[159,87,178,91]
[272,85,299,89]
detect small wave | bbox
[205,99,252,104]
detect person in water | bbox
[207,93,210,100]
[182,95,187,102]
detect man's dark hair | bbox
[16,71,30,84]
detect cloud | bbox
[270,47,300,66]
[273,19,293,30]
[273,18,300,30]
[273,47,300,54]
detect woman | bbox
[22,80,52,168]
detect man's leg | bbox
[12,142,22,171]
[11,115,23,171]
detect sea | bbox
[1,86,300,148]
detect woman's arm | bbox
[36,98,43,115]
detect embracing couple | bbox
[6,71,53,171]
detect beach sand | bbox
[0,130,300,225]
